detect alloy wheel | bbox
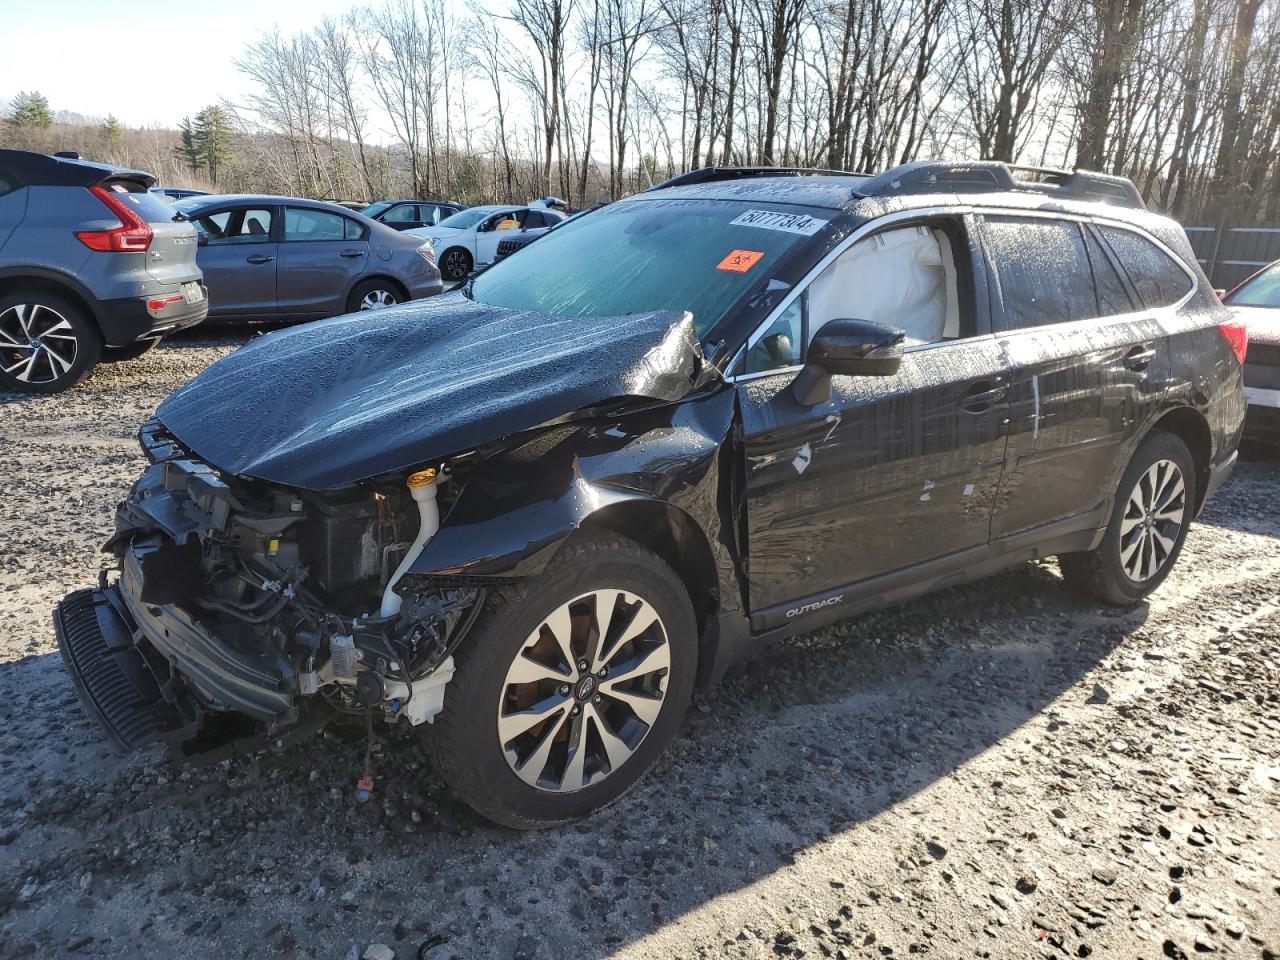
[0,303,79,385]
[1119,458,1186,582]
[359,289,398,310]
[442,250,469,280]
[497,589,671,793]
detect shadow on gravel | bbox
[0,560,1151,959]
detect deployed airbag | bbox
[157,294,703,489]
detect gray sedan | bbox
[174,195,443,321]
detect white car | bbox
[1222,261,1280,441]
[409,203,566,281]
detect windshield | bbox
[362,201,394,218]
[438,207,497,230]
[1227,263,1280,308]
[467,198,835,338]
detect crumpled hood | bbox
[156,293,704,490]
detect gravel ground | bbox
[1,334,1278,960]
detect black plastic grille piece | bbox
[54,588,177,751]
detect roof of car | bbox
[177,194,367,212]
[0,148,155,188]
[637,162,1158,223]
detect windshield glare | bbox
[437,208,496,230]
[1228,263,1280,308]
[362,202,393,218]
[467,198,832,338]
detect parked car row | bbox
[1221,263,1280,442]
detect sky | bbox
[0,0,362,128]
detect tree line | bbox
[5,0,1280,225]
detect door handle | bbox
[246,254,274,264]
[959,382,1007,412]
[1124,344,1157,371]
[339,250,364,259]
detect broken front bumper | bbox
[55,546,300,751]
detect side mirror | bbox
[1213,288,1227,301]
[792,318,905,407]
[196,233,209,247]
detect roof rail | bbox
[853,160,1145,210]
[648,166,868,191]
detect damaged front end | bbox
[55,417,483,749]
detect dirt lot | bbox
[1,334,1278,960]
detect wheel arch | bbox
[571,499,720,637]
[0,268,103,335]
[1146,405,1212,512]
[347,273,409,309]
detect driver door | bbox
[736,217,1012,622]
[474,209,528,266]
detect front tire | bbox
[1058,430,1197,606]
[438,247,472,282]
[0,292,100,393]
[430,532,697,829]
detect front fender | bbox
[407,389,738,583]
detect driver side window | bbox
[807,224,961,348]
[742,222,965,376]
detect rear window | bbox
[984,216,1099,328]
[468,197,836,338]
[100,179,177,223]
[1096,226,1193,308]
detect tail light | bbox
[417,241,436,264]
[76,185,154,252]
[1218,319,1248,365]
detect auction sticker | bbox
[730,209,829,236]
[717,249,765,272]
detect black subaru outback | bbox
[56,161,1246,828]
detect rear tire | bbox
[1058,430,1197,606]
[347,279,403,313]
[430,532,697,829]
[0,292,100,393]
[101,337,161,362]
[438,247,472,282]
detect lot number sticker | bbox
[730,209,829,236]
[717,249,765,272]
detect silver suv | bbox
[0,149,208,393]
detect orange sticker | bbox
[716,249,765,273]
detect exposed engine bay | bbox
[80,417,485,745]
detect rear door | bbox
[191,204,278,317]
[737,215,1012,618]
[983,214,1171,540]
[275,206,370,317]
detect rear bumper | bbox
[1243,391,1280,441]
[96,286,208,346]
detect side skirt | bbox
[697,507,1106,689]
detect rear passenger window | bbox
[1096,226,1193,308]
[1083,230,1135,315]
[984,216,1098,328]
[284,207,348,241]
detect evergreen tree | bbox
[193,106,234,186]
[102,115,122,146]
[174,117,201,177]
[6,91,52,130]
